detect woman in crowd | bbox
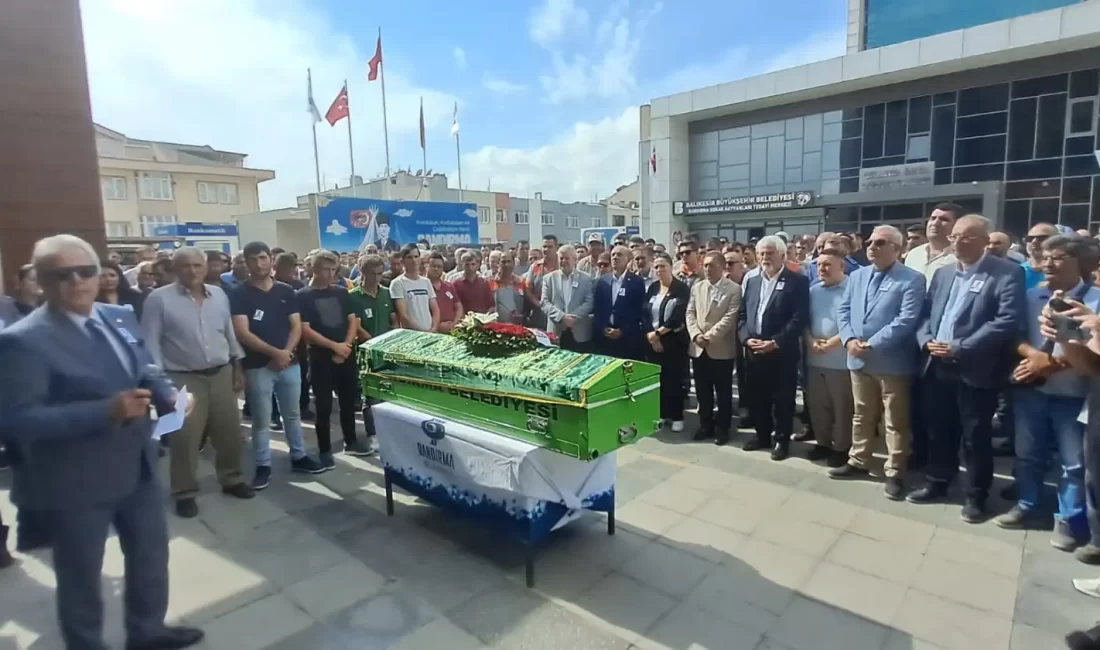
[643,253,690,431]
[97,260,146,319]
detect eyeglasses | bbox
[947,234,983,244]
[1042,254,1071,265]
[43,265,99,283]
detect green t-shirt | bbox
[348,285,394,337]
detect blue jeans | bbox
[245,366,308,466]
[1014,388,1086,532]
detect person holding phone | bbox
[996,235,1100,552]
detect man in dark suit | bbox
[0,235,204,650]
[907,215,1026,523]
[594,245,647,359]
[737,235,810,460]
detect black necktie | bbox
[85,319,130,378]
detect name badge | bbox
[712,293,723,304]
[445,291,454,299]
[572,281,579,288]
[775,281,785,291]
[617,288,626,297]
[117,327,138,344]
[253,309,265,321]
[969,280,985,293]
[880,280,893,292]
[365,308,374,318]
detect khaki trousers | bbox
[848,371,911,478]
[806,367,853,452]
[167,365,244,500]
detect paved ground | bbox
[1,406,1097,650]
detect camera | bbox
[139,364,178,416]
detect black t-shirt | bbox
[230,281,300,369]
[297,285,352,346]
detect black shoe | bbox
[251,465,272,491]
[291,456,326,474]
[906,484,948,504]
[126,625,205,650]
[692,428,714,441]
[222,483,256,500]
[828,463,869,480]
[714,432,730,447]
[999,482,1017,502]
[174,498,198,519]
[742,439,766,452]
[960,498,986,524]
[1066,627,1100,650]
[0,525,14,569]
[1076,545,1100,565]
[807,445,832,462]
[771,443,789,461]
[271,418,284,432]
[827,451,849,468]
[884,477,905,501]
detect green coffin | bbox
[360,329,660,460]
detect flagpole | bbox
[455,131,463,202]
[378,28,392,199]
[420,97,427,180]
[308,68,321,193]
[344,79,357,197]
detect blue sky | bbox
[81,0,847,209]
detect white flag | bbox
[307,70,322,124]
[451,101,459,137]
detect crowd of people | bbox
[7,204,1100,647]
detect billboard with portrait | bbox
[316,196,479,253]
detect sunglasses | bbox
[1025,235,1051,243]
[43,265,99,283]
[867,239,894,247]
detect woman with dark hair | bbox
[643,253,691,431]
[97,261,146,319]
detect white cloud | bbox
[460,107,639,202]
[483,77,527,95]
[80,0,457,210]
[453,46,467,70]
[528,0,589,48]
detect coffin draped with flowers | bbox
[359,324,660,460]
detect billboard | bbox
[316,196,479,253]
[673,191,815,217]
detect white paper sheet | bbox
[152,388,189,439]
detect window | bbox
[478,206,491,224]
[198,181,240,204]
[514,211,529,224]
[496,208,507,223]
[591,217,602,228]
[101,176,127,200]
[140,215,177,236]
[1067,98,1098,137]
[541,212,553,226]
[105,221,132,237]
[611,214,625,227]
[631,215,640,227]
[566,214,579,228]
[138,172,173,200]
[907,134,931,160]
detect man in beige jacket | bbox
[687,250,743,445]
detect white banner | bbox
[373,401,615,540]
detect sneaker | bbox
[827,451,849,468]
[251,465,272,491]
[884,477,905,501]
[271,418,284,432]
[1077,545,1100,565]
[960,498,986,524]
[670,420,684,433]
[222,483,255,500]
[906,484,948,504]
[994,505,1032,530]
[828,463,869,480]
[319,452,336,471]
[791,430,814,442]
[174,498,199,519]
[344,440,375,457]
[807,445,832,462]
[1053,520,1081,552]
[291,456,326,474]
[1072,578,1100,599]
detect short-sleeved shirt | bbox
[389,274,435,331]
[297,285,352,345]
[230,281,300,369]
[432,279,461,324]
[1021,261,1044,292]
[348,285,394,337]
[453,274,494,314]
[807,280,849,370]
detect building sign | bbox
[858,162,935,192]
[150,223,238,237]
[673,191,815,217]
[317,197,479,251]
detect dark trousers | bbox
[922,361,998,499]
[309,350,360,454]
[909,378,927,467]
[744,352,798,445]
[596,337,644,361]
[649,343,687,422]
[1085,414,1100,546]
[561,329,590,353]
[694,353,734,434]
[48,478,168,650]
[299,355,311,411]
[736,346,749,415]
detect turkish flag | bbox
[367,34,383,81]
[325,85,349,126]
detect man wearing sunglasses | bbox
[1022,223,1059,291]
[0,235,204,650]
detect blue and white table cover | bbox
[373,401,616,543]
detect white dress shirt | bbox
[561,270,574,308]
[756,270,783,333]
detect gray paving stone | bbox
[223,516,355,589]
[574,573,678,642]
[446,583,547,645]
[488,603,631,650]
[1014,581,1100,636]
[1010,622,1068,650]
[619,539,715,597]
[767,595,891,650]
[639,601,763,650]
[293,497,388,539]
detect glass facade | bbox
[688,67,1100,236]
[864,0,1080,50]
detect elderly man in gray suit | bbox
[0,235,204,650]
[540,244,595,352]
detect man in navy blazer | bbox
[737,236,810,460]
[593,245,647,360]
[830,226,926,500]
[906,215,1026,522]
[0,235,204,650]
